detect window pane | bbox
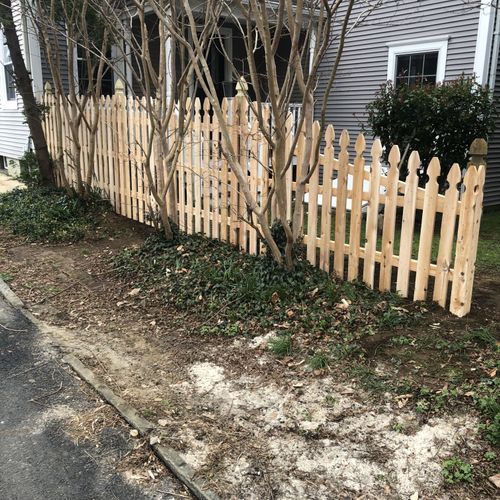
[409,54,424,78]
[423,75,436,85]
[396,54,410,79]
[423,52,438,75]
[5,64,16,100]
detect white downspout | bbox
[488,4,500,92]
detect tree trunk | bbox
[0,0,53,186]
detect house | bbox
[317,0,500,206]
[0,0,44,175]
[2,0,500,206]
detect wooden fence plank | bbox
[334,130,350,277]
[363,139,382,287]
[396,151,420,297]
[220,98,229,243]
[347,134,366,281]
[319,125,335,272]
[433,164,461,306]
[414,157,440,301]
[450,166,479,316]
[306,122,321,266]
[379,145,400,292]
[463,165,486,312]
[203,98,211,237]
[193,98,202,234]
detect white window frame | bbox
[386,36,449,85]
[0,33,18,109]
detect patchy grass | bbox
[304,206,500,272]
[0,186,108,243]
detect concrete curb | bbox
[0,278,220,500]
[0,278,25,309]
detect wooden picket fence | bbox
[42,85,486,317]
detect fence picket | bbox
[363,139,382,287]
[193,98,202,233]
[334,130,349,277]
[203,98,211,237]
[414,157,440,301]
[220,98,229,242]
[396,151,420,297]
[347,134,366,281]
[450,166,483,316]
[306,122,321,266]
[319,125,335,272]
[433,164,461,306]
[379,145,400,292]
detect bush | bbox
[366,76,495,182]
[0,186,107,242]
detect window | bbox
[387,36,449,87]
[4,64,16,100]
[395,52,438,87]
[76,45,114,96]
[0,33,17,105]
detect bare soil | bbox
[0,211,498,499]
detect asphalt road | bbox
[0,297,182,500]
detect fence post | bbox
[468,138,487,168]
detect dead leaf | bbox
[128,288,141,297]
[149,436,161,445]
[487,367,497,378]
[271,291,280,304]
[489,474,500,489]
[158,419,168,427]
[130,429,139,438]
[410,492,419,500]
[286,309,295,318]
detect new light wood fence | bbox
[42,86,486,317]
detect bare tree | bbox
[28,0,111,197]
[84,0,223,238]
[0,0,53,186]
[171,0,358,268]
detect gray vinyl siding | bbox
[317,0,480,146]
[317,0,479,136]
[39,25,71,94]
[486,40,500,207]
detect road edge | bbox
[0,277,220,500]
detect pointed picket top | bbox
[388,144,400,167]
[203,97,210,112]
[462,164,478,193]
[114,78,125,96]
[339,129,350,151]
[325,124,335,150]
[354,133,366,156]
[407,150,420,176]
[370,138,383,163]
[446,163,462,190]
[44,81,52,95]
[427,157,441,181]
[194,97,201,113]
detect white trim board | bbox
[473,0,496,84]
[386,36,449,84]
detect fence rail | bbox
[42,88,486,317]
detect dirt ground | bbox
[0,211,498,499]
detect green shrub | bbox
[442,457,473,484]
[0,186,107,242]
[366,77,495,181]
